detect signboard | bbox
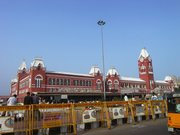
[43,112,62,128]
[61,95,68,99]
[136,106,145,116]
[110,107,125,119]
[154,106,162,114]
[0,117,14,133]
[82,109,97,123]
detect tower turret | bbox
[138,48,155,93]
[30,58,46,93]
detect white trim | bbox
[120,76,145,82]
[35,74,43,80]
[47,71,93,77]
[20,76,30,83]
[96,79,102,84]
[107,79,112,83]
[114,79,119,84]
[140,72,146,75]
[149,72,153,74]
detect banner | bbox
[43,112,62,128]
[111,107,125,119]
[154,106,162,114]
[82,109,96,123]
[0,117,14,133]
[136,106,145,116]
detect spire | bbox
[18,60,27,71]
[138,48,150,59]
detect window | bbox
[64,79,67,85]
[114,80,119,90]
[86,80,88,86]
[96,79,102,89]
[107,80,112,90]
[52,78,55,85]
[73,80,76,86]
[77,80,79,86]
[48,78,52,85]
[67,79,70,86]
[83,80,85,86]
[35,75,43,88]
[80,80,82,86]
[89,81,92,86]
[60,79,64,85]
[56,78,59,85]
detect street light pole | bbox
[97,20,106,101]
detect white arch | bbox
[96,79,102,84]
[114,79,119,84]
[35,74,43,80]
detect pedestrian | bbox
[24,92,33,105]
[151,92,157,100]
[7,94,17,106]
[6,94,17,116]
[31,93,39,104]
[124,94,128,101]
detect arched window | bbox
[107,80,112,90]
[114,80,119,90]
[48,78,52,85]
[96,79,102,89]
[35,75,43,88]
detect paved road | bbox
[82,119,169,135]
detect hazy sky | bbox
[0,0,180,95]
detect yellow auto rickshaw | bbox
[167,93,180,134]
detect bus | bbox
[167,93,180,134]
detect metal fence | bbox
[0,100,167,135]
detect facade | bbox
[11,48,174,102]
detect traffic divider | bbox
[0,100,167,135]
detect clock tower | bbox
[138,48,155,93]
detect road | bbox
[82,119,169,135]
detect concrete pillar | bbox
[77,124,85,132]
[127,116,133,124]
[137,116,142,122]
[91,122,99,129]
[61,126,68,134]
[117,119,123,125]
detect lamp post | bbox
[97,20,106,101]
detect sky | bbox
[0,0,180,95]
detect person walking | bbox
[6,94,17,116]
[31,93,39,104]
[24,92,33,105]
[7,94,17,106]
[124,94,129,101]
[151,92,157,100]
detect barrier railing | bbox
[0,100,167,135]
[0,105,31,135]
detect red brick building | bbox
[11,48,174,102]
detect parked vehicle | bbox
[167,93,180,135]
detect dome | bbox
[31,58,45,68]
[18,61,27,71]
[107,68,119,76]
[11,78,17,83]
[139,48,150,59]
[164,76,172,82]
[89,66,101,75]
